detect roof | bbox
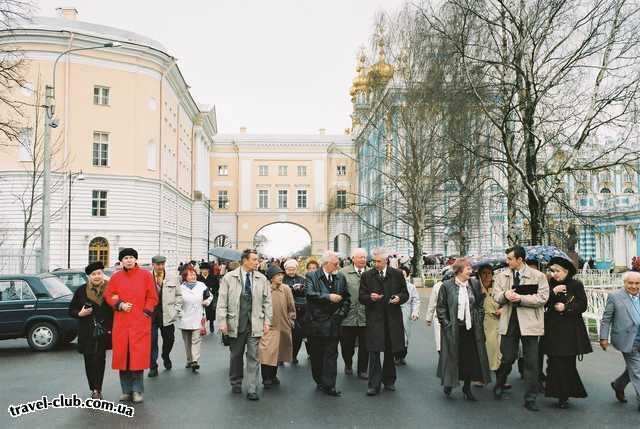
[215,134,354,144]
[13,16,168,53]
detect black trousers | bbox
[339,326,368,373]
[261,364,278,382]
[151,322,175,368]
[308,336,339,389]
[83,345,106,391]
[368,321,396,389]
[495,311,540,403]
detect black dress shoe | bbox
[185,362,193,369]
[443,386,452,397]
[232,386,242,394]
[148,367,158,378]
[524,402,540,412]
[246,392,259,401]
[558,400,569,409]
[611,382,627,403]
[163,358,172,370]
[384,384,396,391]
[345,368,353,376]
[366,388,379,396]
[493,385,504,400]
[191,361,200,372]
[324,388,342,397]
[462,386,477,401]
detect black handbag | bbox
[221,334,231,347]
[92,318,107,339]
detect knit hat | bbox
[283,259,298,269]
[84,261,105,275]
[118,248,138,261]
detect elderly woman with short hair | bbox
[436,258,491,400]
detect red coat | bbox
[104,267,158,370]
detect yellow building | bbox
[0,8,216,271]
[210,130,358,256]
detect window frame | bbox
[218,165,229,176]
[93,85,110,106]
[336,190,347,209]
[258,189,269,209]
[278,189,288,209]
[297,189,307,209]
[217,190,229,209]
[92,131,109,167]
[91,190,108,217]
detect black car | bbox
[51,269,89,292]
[0,274,78,351]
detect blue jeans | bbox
[119,370,144,394]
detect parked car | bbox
[51,269,88,292]
[0,274,78,351]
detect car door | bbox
[0,279,38,335]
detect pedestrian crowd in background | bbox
[66,245,640,415]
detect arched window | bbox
[88,237,109,266]
[213,234,231,248]
[576,188,587,195]
[624,188,634,194]
[600,188,611,194]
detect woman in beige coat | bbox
[260,265,296,388]
[478,264,502,372]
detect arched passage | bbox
[253,222,312,258]
[333,233,351,256]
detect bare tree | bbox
[10,74,67,271]
[0,0,34,146]
[424,0,640,245]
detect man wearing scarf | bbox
[104,248,158,404]
[69,261,113,399]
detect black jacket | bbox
[305,269,350,337]
[359,267,409,352]
[542,277,592,356]
[68,283,113,354]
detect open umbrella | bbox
[525,245,570,264]
[208,247,242,261]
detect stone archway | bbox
[253,222,312,258]
[333,233,351,256]
[88,237,109,266]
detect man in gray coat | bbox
[599,271,640,412]
[149,255,183,377]
[217,249,272,401]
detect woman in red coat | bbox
[104,248,158,404]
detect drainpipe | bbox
[159,59,176,257]
[233,140,240,248]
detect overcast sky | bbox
[36,0,407,134]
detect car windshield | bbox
[54,272,87,290]
[41,276,73,299]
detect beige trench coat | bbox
[259,283,296,366]
[483,287,502,370]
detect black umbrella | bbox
[208,247,242,261]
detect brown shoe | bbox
[611,382,627,403]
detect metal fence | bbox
[0,248,41,275]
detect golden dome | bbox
[368,36,394,85]
[351,50,369,94]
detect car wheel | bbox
[27,322,59,351]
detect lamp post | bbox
[206,199,212,262]
[67,170,85,268]
[40,41,121,273]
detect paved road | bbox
[1,296,637,429]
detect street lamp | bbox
[67,171,85,268]
[40,41,121,273]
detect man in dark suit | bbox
[359,247,409,396]
[305,250,351,396]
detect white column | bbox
[613,226,627,269]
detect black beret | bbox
[118,248,138,261]
[85,261,105,275]
[549,256,577,278]
[199,262,210,269]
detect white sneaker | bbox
[119,393,131,402]
[132,392,143,403]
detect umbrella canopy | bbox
[469,255,507,271]
[208,247,242,261]
[524,245,570,264]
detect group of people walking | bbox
[68,244,640,415]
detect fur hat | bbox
[118,248,138,261]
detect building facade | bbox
[0,8,216,272]
[209,131,358,257]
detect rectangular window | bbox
[337,165,347,176]
[92,132,109,167]
[258,189,269,209]
[297,165,307,177]
[297,189,307,209]
[18,127,33,162]
[278,165,288,176]
[278,189,288,209]
[217,190,229,209]
[91,190,108,217]
[259,165,268,176]
[218,165,229,176]
[336,190,347,209]
[93,86,110,106]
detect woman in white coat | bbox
[395,266,421,365]
[176,265,213,372]
[425,271,454,354]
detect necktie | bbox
[357,269,362,277]
[513,271,520,289]
[379,271,384,280]
[244,272,252,296]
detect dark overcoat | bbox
[541,277,593,356]
[198,273,219,321]
[436,278,492,387]
[304,269,350,337]
[358,267,409,352]
[68,281,113,354]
